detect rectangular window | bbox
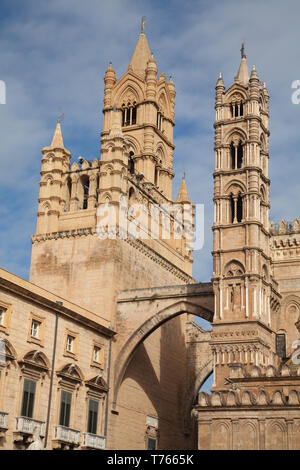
[276,333,286,359]
[147,437,157,450]
[30,320,40,338]
[0,308,5,326]
[93,346,100,363]
[66,335,74,353]
[87,399,99,435]
[21,379,36,418]
[59,390,72,427]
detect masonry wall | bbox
[0,283,111,450]
[108,315,194,450]
[30,235,192,325]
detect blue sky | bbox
[1,0,300,283]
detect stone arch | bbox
[224,127,247,146]
[113,300,213,408]
[183,361,213,433]
[123,134,141,155]
[56,363,84,382]
[0,338,17,363]
[260,133,267,152]
[114,80,144,107]
[266,420,287,450]
[224,179,247,196]
[18,349,50,374]
[212,421,231,449]
[223,259,245,277]
[238,421,258,450]
[226,87,248,102]
[158,91,170,119]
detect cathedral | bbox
[0,21,300,450]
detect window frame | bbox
[59,389,72,428]
[27,312,45,346]
[63,329,79,360]
[21,378,37,419]
[0,300,12,335]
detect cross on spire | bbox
[241,41,246,58]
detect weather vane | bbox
[141,16,145,33]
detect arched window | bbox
[81,176,90,210]
[122,101,137,127]
[237,193,243,222]
[237,141,243,168]
[230,101,244,118]
[157,111,163,131]
[154,167,159,186]
[230,193,243,223]
[230,143,235,169]
[230,140,243,169]
[230,194,235,223]
[128,151,135,175]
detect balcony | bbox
[53,425,80,449]
[14,417,45,444]
[0,412,8,437]
[82,433,106,450]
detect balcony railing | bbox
[54,425,80,445]
[82,432,106,450]
[15,417,45,436]
[0,412,8,430]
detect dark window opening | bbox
[59,390,72,427]
[147,438,157,450]
[129,151,135,175]
[237,194,243,222]
[21,379,36,418]
[87,399,99,435]
[132,106,137,125]
[83,183,89,210]
[230,143,235,169]
[122,103,137,127]
[154,167,159,186]
[276,334,287,359]
[237,141,243,168]
[230,194,235,223]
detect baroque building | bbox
[0,23,300,450]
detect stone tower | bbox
[210,46,281,389]
[30,21,194,325]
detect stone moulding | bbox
[197,388,300,408]
[31,228,195,284]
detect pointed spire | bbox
[177,176,190,203]
[50,121,64,148]
[250,64,259,80]
[216,72,224,88]
[235,44,249,87]
[129,18,151,79]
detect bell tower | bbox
[101,18,176,200]
[211,46,281,389]
[29,20,193,324]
